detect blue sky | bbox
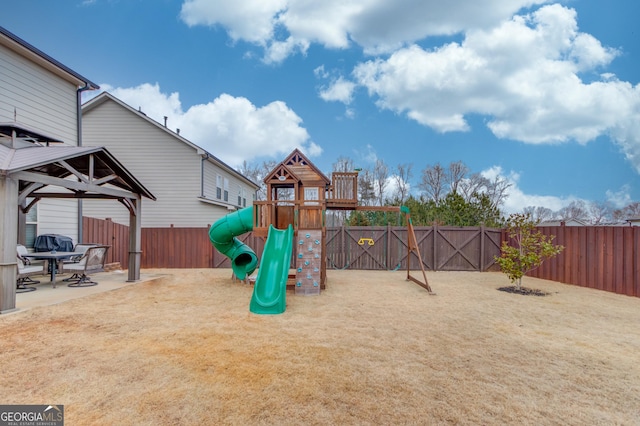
[3,0,639,214]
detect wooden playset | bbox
[252,149,432,294]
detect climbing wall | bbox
[295,229,322,295]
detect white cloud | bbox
[179,0,549,62]
[319,76,357,104]
[478,166,578,214]
[351,4,640,174]
[177,1,640,178]
[605,185,632,209]
[180,0,287,45]
[384,175,410,202]
[92,83,320,168]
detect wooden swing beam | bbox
[402,206,434,294]
[352,205,434,293]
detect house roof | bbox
[0,137,155,201]
[82,92,260,190]
[0,26,99,90]
[538,219,588,227]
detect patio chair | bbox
[63,243,98,265]
[16,250,46,293]
[61,245,110,287]
[61,243,100,282]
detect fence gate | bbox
[326,225,502,272]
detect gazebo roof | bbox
[1,136,155,203]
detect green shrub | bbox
[495,213,564,289]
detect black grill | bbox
[33,234,73,252]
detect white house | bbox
[1,26,154,312]
[81,92,259,228]
[0,25,100,246]
[626,216,640,226]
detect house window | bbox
[25,202,38,248]
[216,175,223,199]
[238,187,246,206]
[224,177,229,202]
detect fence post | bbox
[386,222,392,269]
[433,224,438,271]
[480,225,485,272]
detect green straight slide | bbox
[208,206,258,280]
[249,224,294,315]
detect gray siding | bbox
[202,160,253,209]
[82,98,253,227]
[38,199,79,244]
[1,42,82,246]
[0,44,79,145]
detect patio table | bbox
[22,251,76,288]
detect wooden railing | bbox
[253,200,325,236]
[327,172,358,209]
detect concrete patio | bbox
[9,269,166,314]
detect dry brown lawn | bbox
[1,269,640,425]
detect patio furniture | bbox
[63,243,99,265]
[61,245,110,287]
[22,251,78,287]
[62,243,100,282]
[16,250,46,293]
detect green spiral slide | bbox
[208,206,293,315]
[208,206,258,280]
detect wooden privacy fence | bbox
[326,225,502,272]
[528,225,639,297]
[82,217,639,297]
[83,217,501,272]
[82,217,128,267]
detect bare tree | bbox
[237,160,259,184]
[456,170,510,210]
[237,160,275,201]
[523,206,554,224]
[458,173,488,203]
[419,163,446,204]
[612,201,640,222]
[332,156,354,173]
[373,159,389,206]
[588,201,612,225]
[358,168,376,206]
[557,200,589,222]
[392,163,413,204]
[447,161,468,194]
[485,175,512,208]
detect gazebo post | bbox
[0,176,19,313]
[127,194,142,282]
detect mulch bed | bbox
[497,286,551,296]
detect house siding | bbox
[37,199,79,243]
[0,44,78,145]
[1,41,82,247]
[82,97,256,228]
[201,161,253,209]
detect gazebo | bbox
[0,123,155,313]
